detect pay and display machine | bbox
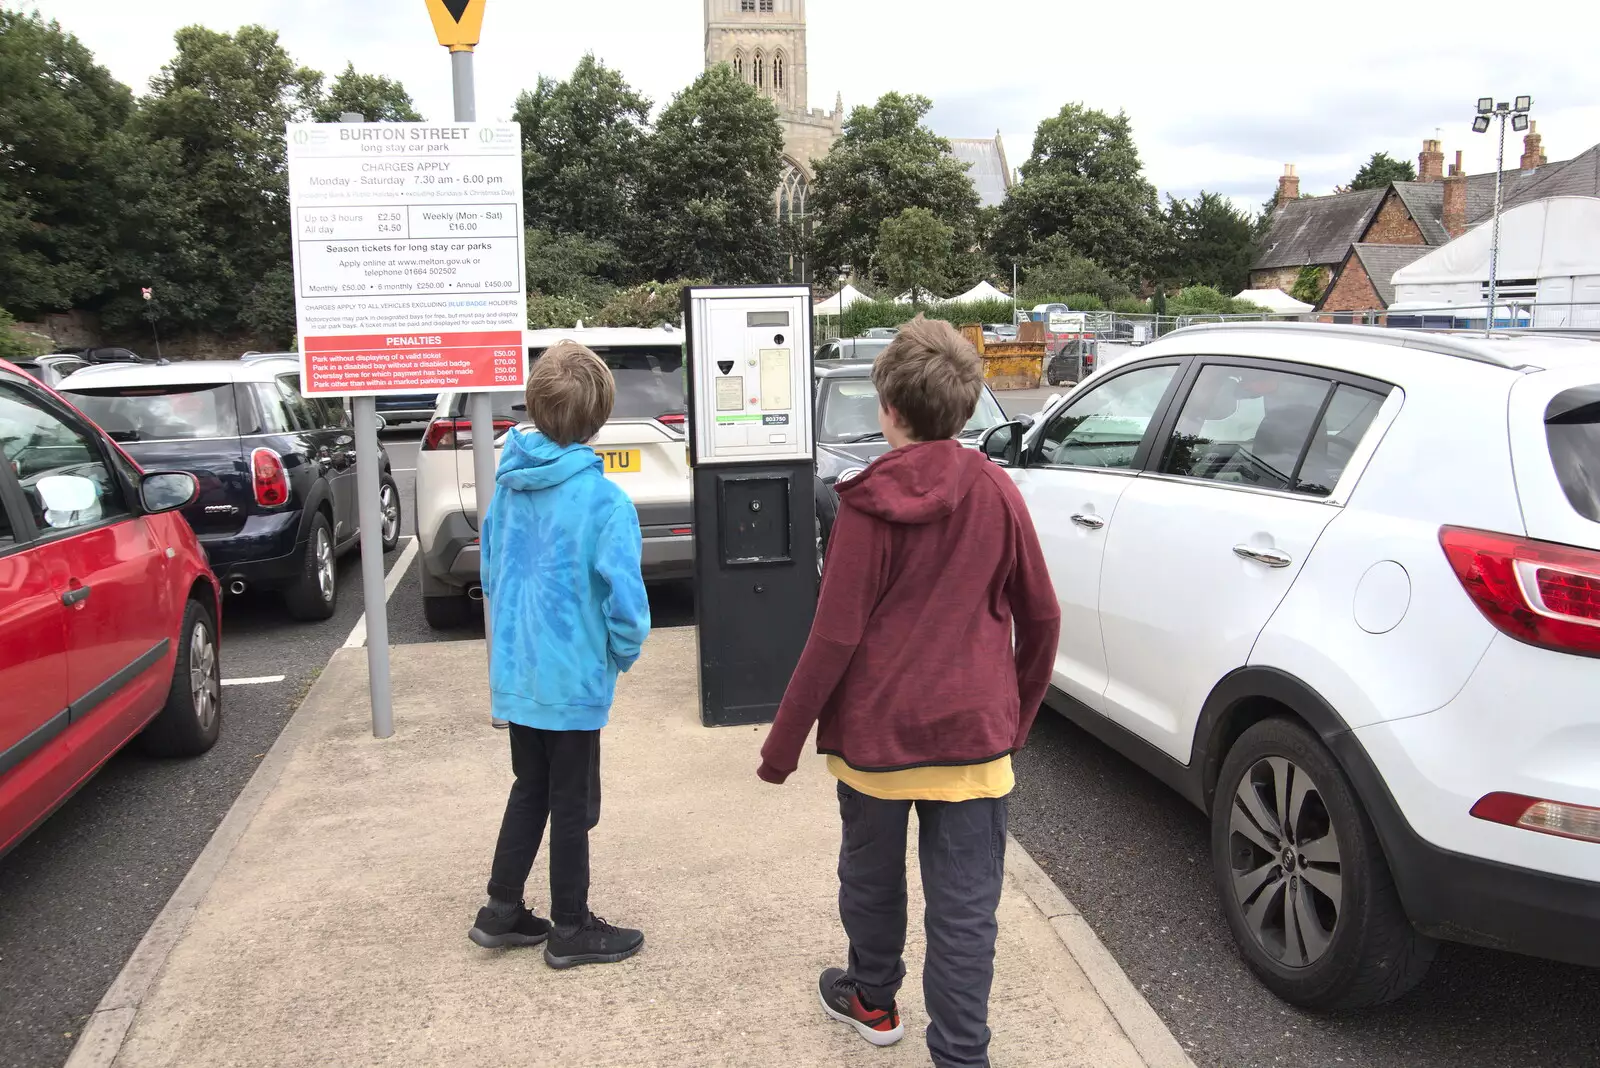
[684,286,818,727]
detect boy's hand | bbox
[756,760,790,785]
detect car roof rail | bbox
[1164,320,1535,371]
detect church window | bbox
[760,0,774,10]
[734,50,745,79]
[777,161,811,283]
[741,0,756,11]
[773,51,785,91]
[753,50,764,88]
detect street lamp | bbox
[1472,95,1532,336]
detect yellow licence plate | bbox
[596,448,642,474]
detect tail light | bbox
[1440,526,1600,657]
[251,447,289,508]
[1471,792,1600,844]
[422,418,517,450]
[658,412,686,428]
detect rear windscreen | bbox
[485,346,687,423]
[66,383,238,442]
[1546,385,1600,522]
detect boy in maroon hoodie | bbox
[757,316,1060,1068]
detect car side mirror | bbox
[980,421,1024,467]
[140,471,200,514]
[1015,412,1035,430]
[374,414,388,431]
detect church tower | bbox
[705,0,842,280]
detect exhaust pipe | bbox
[466,585,485,602]
[228,578,248,596]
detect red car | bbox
[0,359,222,857]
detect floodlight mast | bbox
[1472,95,1531,337]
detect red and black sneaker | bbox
[818,967,904,1047]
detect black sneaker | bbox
[468,900,552,949]
[818,967,904,1047]
[543,913,644,969]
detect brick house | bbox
[1251,125,1593,318]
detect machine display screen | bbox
[747,311,790,327]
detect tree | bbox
[311,63,421,122]
[130,25,321,333]
[524,229,620,307]
[1162,191,1258,294]
[513,55,651,261]
[0,11,138,316]
[1018,239,1130,304]
[1349,151,1416,191]
[632,65,784,284]
[1290,265,1329,306]
[992,103,1164,283]
[877,208,953,307]
[808,93,980,285]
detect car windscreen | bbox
[1546,384,1600,522]
[817,377,1007,443]
[65,383,239,442]
[487,346,687,423]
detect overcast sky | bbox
[27,0,1600,213]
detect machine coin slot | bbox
[718,474,791,565]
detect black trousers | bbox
[836,781,1008,1068]
[486,724,601,927]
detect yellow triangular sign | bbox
[426,0,485,51]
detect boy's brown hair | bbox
[524,340,615,446]
[871,315,984,441]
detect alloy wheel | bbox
[380,483,400,545]
[315,528,334,601]
[1226,756,1343,968]
[189,620,219,731]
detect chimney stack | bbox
[1443,151,1467,238]
[1418,138,1445,182]
[1520,120,1548,170]
[1276,163,1300,207]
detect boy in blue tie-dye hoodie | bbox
[467,340,652,969]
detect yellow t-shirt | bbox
[828,754,1014,802]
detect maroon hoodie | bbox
[758,439,1060,781]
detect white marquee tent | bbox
[814,284,868,316]
[893,286,941,305]
[947,280,1011,304]
[1390,197,1600,327]
[1233,288,1314,316]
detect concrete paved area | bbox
[76,631,1188,1068]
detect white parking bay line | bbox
[342,537,420,649]
[221,675,286,687]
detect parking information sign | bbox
[285,122,527,396]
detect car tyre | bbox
[284,512,338,621]
[140,598,222,757]
[815,475,839,577]
[379,475,403,553]
[1212,717,1435,1010]
[423,591,473,630]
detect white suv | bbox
[415,327,692,628]
[980,322,1600,1009]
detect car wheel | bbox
[140,598,222,757]
[284,512,338,621]
[379,476,402,553]
[1212,718,1435,1010]
[423,591,473,630]
[814,476,839,578]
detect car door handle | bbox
[1233,544,1293,568]
[61,585,91,607]
[1071,513,1106,530]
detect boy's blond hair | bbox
[525,340,615,446]
[871,315,984,441]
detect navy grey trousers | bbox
[836,780,1008,1068]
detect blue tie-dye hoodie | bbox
[480,430,651,730]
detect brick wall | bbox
[1360,192,1426,245]
[1321,253,1385,318]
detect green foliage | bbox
[1162,191,1257,294]
[524,229,620,307]
[1063,293,1105,311]
[992,103,1164,282]
[527,294,593,330]
[877,208,954,307]
[514,55,650,261]
[633,65,784,284]
[310,63,421,122]
[0,11,137,316]
[1350,151,1416,191]
[1018,241,1131,304]
[809,93,980,285]
[836,298,1018,338]
[239,266,297,347]
[1112,296,1151,314]
[0,307,50,359]
[592,280,702,328]
[1164,286,1269,316]
[1290,265,1330,305]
